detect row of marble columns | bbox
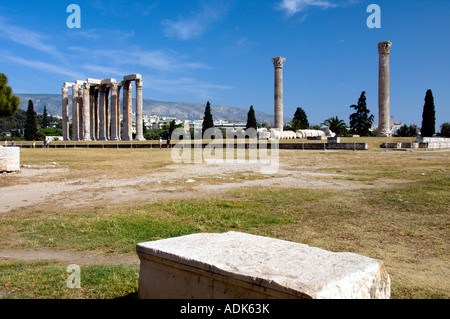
[62,74,144,142]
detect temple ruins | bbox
[62,74,144,141]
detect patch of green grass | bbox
[5,196,295,254]
[0,260,138,299]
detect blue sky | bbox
[0,0,448,128]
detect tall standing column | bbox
[377,41,392,137]
[62,85,70,141]
[94,87,99,140]
[117,85,122,140]
[122,80,133,141]
[90,87,96,141]
[71,85,79,141]
[272,57,286,132]
[110,83,119,141]
[98,85,107,141]
[105,87,110,140]
[78,86,84,140]
[134,78,145,141]
[82,83,91,141]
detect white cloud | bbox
[278,0,339,15]
[0,17,64,60]
[0,53,84,80]
[162,3,230,40]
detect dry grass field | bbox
[0,138,448,299]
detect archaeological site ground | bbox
[0,139,448,299]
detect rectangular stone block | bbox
[416,137,450,149]
[123,74,142,81]
[327,137,340,144]
[0,147,20,172]
[136,232,390,299]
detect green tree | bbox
[246,105,257,130]
[349,91,374,136]
[421,89,436,137]
[24,100,38,141]
[396,124,419,137]
[168,120,176,137]
[322,116,348,136]
[202,101,214,136]
[291,107,309,131]
[0,73,20,118]
[142,120,148,135]
[441,123,450,137]
[42,105,49,128]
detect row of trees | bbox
[285,89,442,137]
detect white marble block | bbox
[136,232,391,299]
[0,147,20,172]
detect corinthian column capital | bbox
[378,41,392,55]
[272,57,286,68]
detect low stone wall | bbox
[136,232,391,299]
[0,147,20,172]
[19,142,369,151]
[381,142,419,149]
[416,137,450,149]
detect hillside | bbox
[16,94,284,125]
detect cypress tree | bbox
[421,90,436,137]
[246,105,257,130]
[42,105,49,128]
[349,91,374,136]
[0,73,20,118]
[24,100,38,141]
[202,101,214,135]
[292,107,309,130]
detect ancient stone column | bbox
[94,87,99,140]
[98,85,108,141]
[272,57,286,132]
[78,85,84,140]
[134,78,145,141]
[71,85,79,141]
[105,87,110,140]
[110,83,119,141]
[377,41,392,137]
[89,87,97,141]
[62,85,70,141]
[82,83,91,141]
[117,85,122,140]
[122,80,133,141]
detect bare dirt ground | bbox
[0,150,420,266]
[0,155,409,214]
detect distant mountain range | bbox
[16,94,287,125]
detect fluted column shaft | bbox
[82,83,91,141]
[90,87,96,141]
[134,78,145,141]
[78,86,84,140]
[272,57,286,132]
[110,83,119,141]
[122,80,133,141]
[378,41,392,137]
[62,86,70,141]
[98,85,107,141]
[71,85,79,141]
